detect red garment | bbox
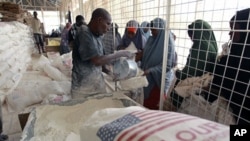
[143,86,164,110]
[127,27,137,33]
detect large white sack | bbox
[0,41,13,52]
[80,107,229,141]
[47,52,60,63]
[51,52,72,77]
[0,22,13,34]
[0,47,15,62]
[22,71,52,81]
[22,95,127,141]
[0,73,22,92]
[32,55,51,71]
[6,80,71,112]
[0,71,14,88]
[178,95,236,125]
[43,64,69,81]
[0,62,9,76]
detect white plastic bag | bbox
[6,80,71,112]
[43,64,69,81]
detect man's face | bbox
[98,15,112,35]
[33,12,37,17]
[76,19,85,26]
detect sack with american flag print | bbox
[80,106,229,141]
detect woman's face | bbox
[150,28,158,37]
[127,31,136,38]
[143,27,149,33]
[229,21,241,42]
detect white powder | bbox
[30,97,125,141]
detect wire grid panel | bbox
[168,0,250,125]
[64,0,249,125]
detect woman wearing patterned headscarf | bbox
[210,8,250,124]
[141,18,176,110]
[171,19,218,108]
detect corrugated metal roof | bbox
[6,0,62,11]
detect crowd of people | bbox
[31,7,250,124]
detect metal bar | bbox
[159,0,172,111]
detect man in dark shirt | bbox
[71,8,135,99]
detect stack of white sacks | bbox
[1,21,148,112]
[0,22,33,100]
[0,22,72,112]
[5,51,72,112]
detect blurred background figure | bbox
[102,23,122,55]
[59,22,71,55]
[68,15,86,50]
[31,11,46,54]
[141,21,151,41]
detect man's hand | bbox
[115,50,135,59]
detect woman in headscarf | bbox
[117,20,146,51]
[171,20,218,108]
[141,21,151,41]
[141,18,175,110]
[210,8,250,124]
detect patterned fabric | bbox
[102,28,122,55]
[59,28,70,55]
[97,110,196,141]
[97,114,141,141]
[69,23,81,43]
[70,23,77,40]
[60,28,69,47]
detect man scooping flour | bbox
[71,8,135,99]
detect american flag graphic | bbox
[97,110,197,141]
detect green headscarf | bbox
[176,19,218,81]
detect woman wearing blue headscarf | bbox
[141,21,151,41]
[141,18,176,110]
[117,20,146,51]
[118,20,147,63]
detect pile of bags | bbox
[0,22,33,97]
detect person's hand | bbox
[143,69,150,76]
[115,50,135,59]
[135,50,143,62]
